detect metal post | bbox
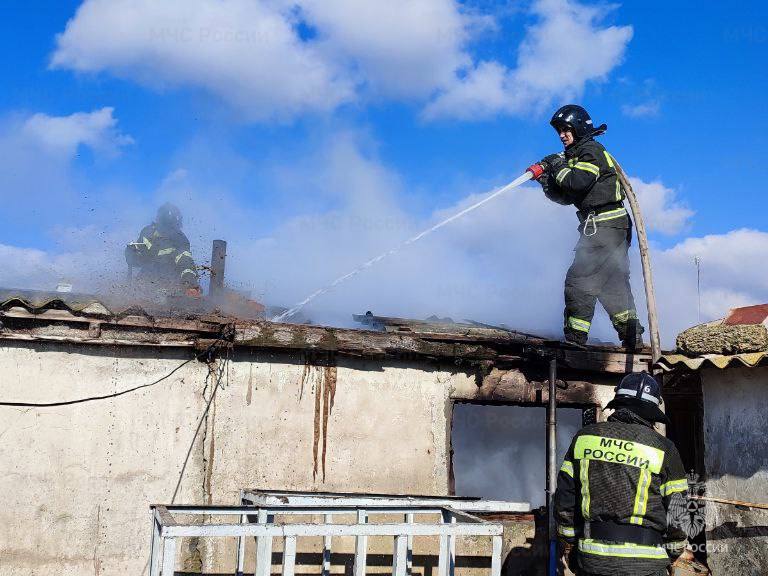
[322,513,333,576]
[354,510,368,576]
[255,509,273,576]
[236,513,247,576]
[149,510,161,576]
[283,535,297,576]
[393,535,408,576]
[490,535,502,576]
[209,239,227,300]
[405,512,414,575]
[546,358,558,576]
[438,510,455,576]
[161,537,176,576]
[236,490,246,576]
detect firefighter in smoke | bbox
[555,372,689,575]
[125,203,201,295]
[536,105,644,349]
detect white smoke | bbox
[452,404,582,507]
[2,127,766,348]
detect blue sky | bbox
[1,0,767,343]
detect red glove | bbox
[185,287,202,298]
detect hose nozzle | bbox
[526,163,546,180]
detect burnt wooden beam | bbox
[451,368,609,406]
[1,310,652,376]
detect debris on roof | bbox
[676,323,768,356]
[0,289,653,374]
[658,303,768,372]
[353,312,548,341]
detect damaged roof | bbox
[657,303,768,372]
[0,289,652,374]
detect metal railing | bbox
[149,494,518,576]
[241,489,530,514]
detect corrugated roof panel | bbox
[657,351,768,372]
[0,289,115,315]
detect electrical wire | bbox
[0,337,228,408]
[170,351,229,504]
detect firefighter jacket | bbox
[542,137,629,230]
[555,408,689,576]
[125,223,199,289]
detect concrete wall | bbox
[0,342,461,575]
[701,365,768,576]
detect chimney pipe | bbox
[210,240,227,299]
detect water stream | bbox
[272,170,534,322]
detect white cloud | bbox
[295,0,483,99]
[657,229,768,297]
[51,0,631,122]
[50,0,481,120]
[420,61,512,121]
[0,244,62,289]
[629,177,693,235]
[22,107,133,156]
[621,100,660,118]
[51,0,355,121]
[424,0,633,120]
[0,234,128,292]
[0,107,132,213]
[649,229,768,345]
[0,107,139,292]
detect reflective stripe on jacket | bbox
[555,408,689,574]
[543,137,628,229]
[125,223,199,288]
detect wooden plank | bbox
[464,368,607,406]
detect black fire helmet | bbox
[605,371,669,424]
[550,104,607,141]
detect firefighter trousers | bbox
[563,223,642,344]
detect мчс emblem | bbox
[667,472,706,539]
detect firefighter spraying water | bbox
[275,105,659,358]
[528,105,645,351]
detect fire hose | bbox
[526,158,662,364]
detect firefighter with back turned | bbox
[555,372,689,575]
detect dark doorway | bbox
[451,403,582,507]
